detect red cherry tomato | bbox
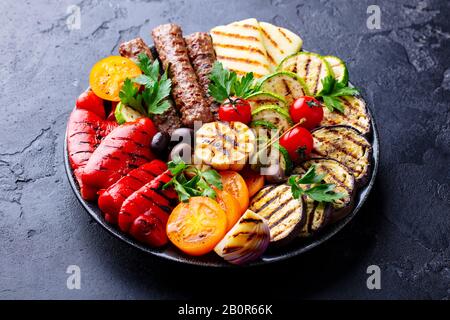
[279,126,314,162]
[289,96,324,129]
[218,97,252,124]
[76,89,105,119]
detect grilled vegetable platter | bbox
[65,18,378,266]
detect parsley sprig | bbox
[119,53,171,116]
[163,157,223,202]
[288,165,345,203]
[317,76,359,113]
[208,61,262,103]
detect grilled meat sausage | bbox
[80,118,157,200]
[185,32,220,119]
[152,24,214,126]
[97,159,167,224]
[118,38,182,134]
[118,37,153,62]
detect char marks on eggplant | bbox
[249,184,305,244]
[311,125,371,185]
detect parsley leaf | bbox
[208,61,260,103]
[317,75,359,113]
[296,165,326,184]
[119,56,172,117]
[118,79,146,115]
[287,165,345,203]
[163,157,223,202]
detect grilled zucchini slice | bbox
[251,104,292,133]
[114,102,143,124]
[259,21,303,69]
[210,18,271,78]
[259,71,310,106]
[323,55,348,85]
[311,126,372,185]
[278,52,332,96]
[246,91,286,111]
[321,95,371,135]
[194,121,256,171]
[249,184,306,244]
[294,158,356,222]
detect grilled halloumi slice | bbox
[259,21,303,69]
[311,126,372,185]
[250,184,305,244]
[321,96,371,135]
[210,18,271,78]
[194,121,256,171]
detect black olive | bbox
[169,143,193,163]
[151,132,170,156]
[170,128,195,148]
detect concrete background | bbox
[0,0,449,299]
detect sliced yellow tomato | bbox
[240,168,265,198]
[166,197,227,256]
[214,188,241,231]
[220,171,249,215]
[89,56,141,101]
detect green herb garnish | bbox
[163,157,223,202]
[288,165,345,203]
[317,75,359,113]
[119,53,171,117]
[208,61,262,103]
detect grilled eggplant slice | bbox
[311,126,372,186]
[249,184,306,245]
[259,71,310,106]
[299,201,333,237]
[210,18,271,78]
[294,158,356,223]
[321,96,371,135]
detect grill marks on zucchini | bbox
[259,72,309,106]
[311,126,371,184]
[250,184,305,243]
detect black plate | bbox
[64,92,379,267]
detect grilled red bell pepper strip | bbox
[118,170,178,247]
[98,159,167,224]
[67,105,118,200]
[80,117,157,200]
[75,89,106,119]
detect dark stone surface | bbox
[0,0,449,299]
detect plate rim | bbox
[64,91,379,268]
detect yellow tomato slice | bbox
[214,188,241,231]
[89,56,141,101]
[220,171,249,215]
[166,197,227,256]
